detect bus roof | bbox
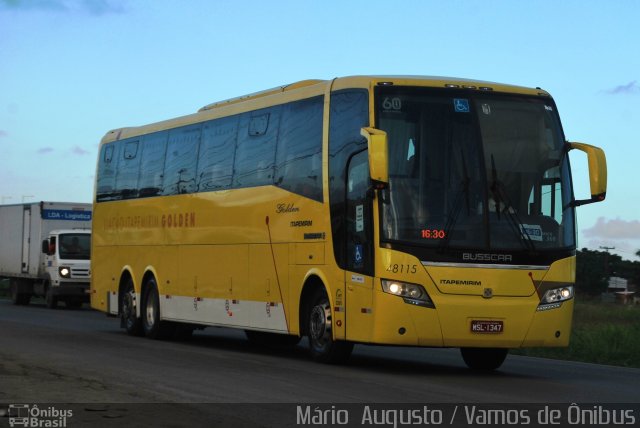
[100,75,550,144]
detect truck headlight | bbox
[381,279,435,308]
[59,267,71,278]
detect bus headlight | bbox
[540,286,574,304]
[59,267,71,278]
[381,279,435,308]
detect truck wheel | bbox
[307,288,353,364]
[10,279,31,306]
[65,298,83,309]
[121,279,143,336]
[460,348,508,370]
[141,278,174,340]
[45,286,58,309]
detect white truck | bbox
[0,201,92,308]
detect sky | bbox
[1,0,639,261]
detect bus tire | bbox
[121,278,143,336]
[141,278,174,340]
[307,288,353,364]
[460,347,508,370]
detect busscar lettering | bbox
[463,253,513,262]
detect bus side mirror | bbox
[360,127,389,186]
[568,141,607,206]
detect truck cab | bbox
[38,229,91,308]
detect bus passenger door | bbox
[344,150,375,343]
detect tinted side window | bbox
[162,124,201,195]
[275,96,323,202]
[96,142,120,202]
[197,115,238,192]
[328,90,369,269]
[233,106,281,188]
[114,139,140,199]
[139,131,168,198]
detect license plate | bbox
[471,320,503,334]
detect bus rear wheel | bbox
[121,278,143,336]
[307,289,353,364]
[460,347,508,370]
[141,278,175,340]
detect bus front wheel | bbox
[307,289,353,364]
[460,347,508,370]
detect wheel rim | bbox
[123,291,136,326]
[309,299,331,349]
[145,290,156,328]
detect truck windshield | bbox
[376,87,575,256]
[59,233,91,260]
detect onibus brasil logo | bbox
[3,404,73,427]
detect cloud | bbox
[583,217,640,240]
[605,81,640,95]
[0,0,124,15]
[37,147,54,154]
[71,145,90,156]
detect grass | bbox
[513,298,640,368]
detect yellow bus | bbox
[91,76,607,369]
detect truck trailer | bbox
[0,201,92,308]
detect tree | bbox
[575,248,608,295]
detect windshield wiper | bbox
[439,149,471,250]
[489,154,537,252]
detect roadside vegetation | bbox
[513,297,640,368]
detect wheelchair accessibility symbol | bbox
[354,244,363,265]
[454,98,470,113]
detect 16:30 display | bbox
[421,229,446,239]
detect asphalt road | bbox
[1,299,639,427]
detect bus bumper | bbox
[366,290,573,348]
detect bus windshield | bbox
[376,87,575,253]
